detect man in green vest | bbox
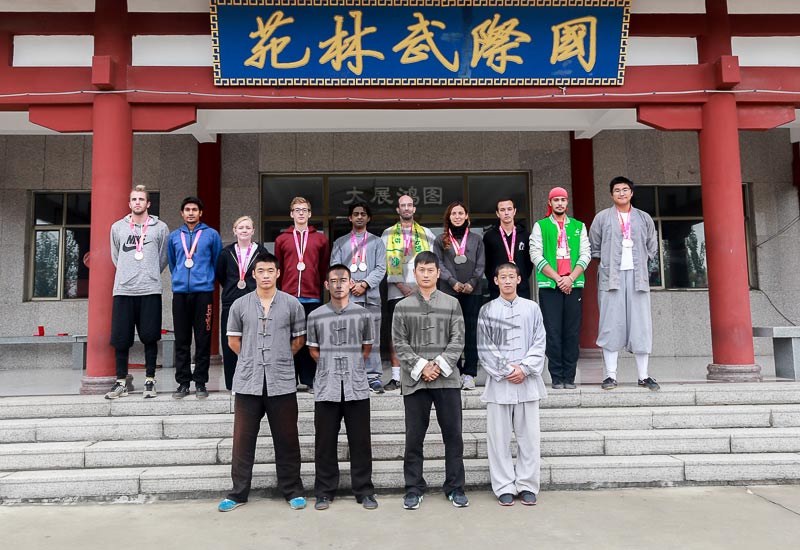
[529,187,590,389]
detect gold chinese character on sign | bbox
[550,16,597,72]
[470,14,531,74]
[392,12,459,73]
[244,11,310,70]
[319,11,384,75]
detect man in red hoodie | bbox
[274,197,331,393]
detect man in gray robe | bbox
[589,176,660,391]
[392,251,468,510]
[478,262,547,506]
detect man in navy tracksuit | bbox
[168,196,223,399]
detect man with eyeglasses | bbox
[589,177,660,391]
[274,197,331,394]
[381,195,436,391]
[330,202,387,393]
[483,198,534,300]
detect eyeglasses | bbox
[291,208,310,214]
[612,188,631,195]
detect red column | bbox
[569,133,599,350]
[80,0,132,393]
[699,94,760,381]
[80,94,133,393]
[197,139,222,358]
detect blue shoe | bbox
[218,498,244,512]
[289,496,306,510]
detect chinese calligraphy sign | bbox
[211,0,630,87]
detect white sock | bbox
[392,366,401,381]
[602,349,618,380]
[635,353,650,381]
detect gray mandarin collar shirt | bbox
[226,290,306,396]
[478,296,547,404]
[306,301,374,402]
[589,206,658,292]
[391,290,465,395]
[330,231,387,307]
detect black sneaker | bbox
[519,490,537,506]
[384,379,400,391]
[447,489,469,508]
[195,383,209,399]
[638,377,661,391]
[601,377,618,390]
[564,382,577,390]
[359,494,378,510]
[172,383,190,399]
[314,496,331,510]
[403,493,422,510]
[552,382,565,390]
[497,493,514,506]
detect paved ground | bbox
[3,486,799,549]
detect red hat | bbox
[546,187,569,216]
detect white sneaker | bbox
[461,375,476,391]
[104,381,128,400]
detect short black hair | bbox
[609,176,634,194]
[252,252,279,271]
[494,262,520,277]
[348,201,372,218]
[181,196,204,212]
[414,250,439,269]
[496,198,515,211]
[326,263,351,279]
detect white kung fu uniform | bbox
[477,296,547,498]
[589,206,658,355]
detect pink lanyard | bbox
[500,226,517,261]
[448,227,469,256]
[618,212,631,240]
[236,243,253,282]
[402,225,414,255]
[180,229,203,261]
[293,228,308,262]
[129,218,150,253]
[351,232,367,265]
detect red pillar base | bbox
[79,374,134,395]
[706,363,763,383]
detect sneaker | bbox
[307,385,314,395]
[384,379,400,392]
[296,383,309,392]
[172,383,190,399]
[104,381,128,400]
[403,493,422,510]
[601,377,618,390]
[195,383,209,399]
[552,382,565,390]
[143,379,157,399]
[369,379,385,394]
[447,489,469,508]
[638,377,661,391]
[498,493,515,506]
[218,498,244,512]
[314,496,331,510]
[359,494,378,510]
[289,496,306,510]
[519,490,537,506]
[564,382,577,390]
[461,375,476,391]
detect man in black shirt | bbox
[483,198,534,299]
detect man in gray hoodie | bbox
[105,185,170,399]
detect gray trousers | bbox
[364,304,383,381]
[596,269,653,354]
[486,401,541,497]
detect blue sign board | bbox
[211,0,631,87]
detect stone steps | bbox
[4,428,800,472]
[4,382,800,420]
[4,453,800,501]
[3,404,800,444]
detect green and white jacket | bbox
[529,215,591,289]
